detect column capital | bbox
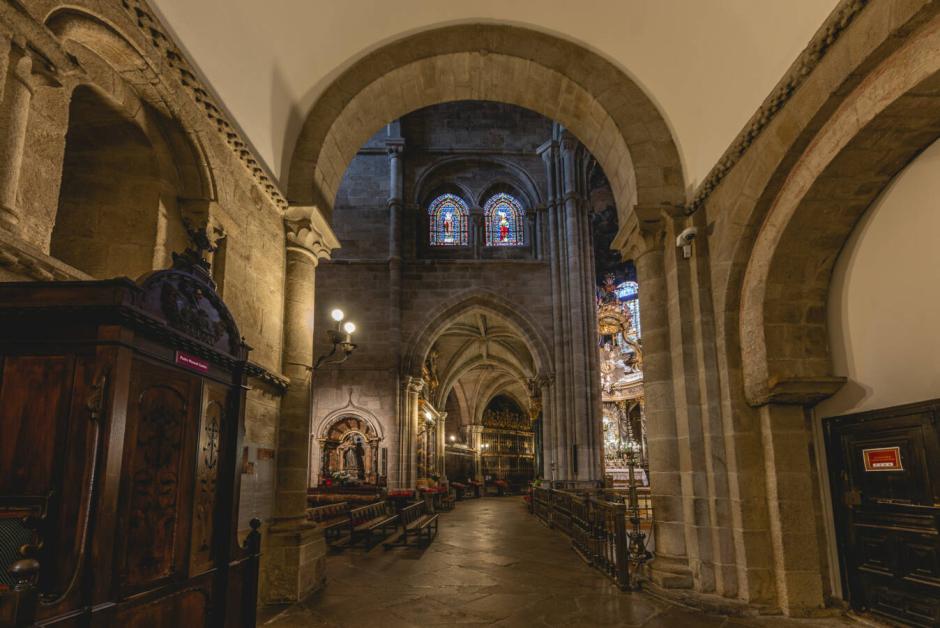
[750,375,847,407]
[284,205,340,263]
[404,375,425,395]
[536,138,557,160]
[385,138,405,156]
[559,130,580,154]
[613,208,667,261]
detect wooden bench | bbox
[450,482,467,500]
[440,488,456,511]
[306,501,349,545]
[383,501,439,549]
[346,500,399,549]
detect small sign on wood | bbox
[862,446,903,472]
[175,350,210,373]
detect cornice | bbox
[120,0,288,210]
[245,361,290,393]
[0,230,90,281]
[686,0,868,214]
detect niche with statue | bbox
[319,415,381,485]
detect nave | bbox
[263,499,853,628]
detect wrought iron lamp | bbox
[314,308,358,370]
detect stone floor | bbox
[261,497,858,627]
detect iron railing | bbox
[530,487,651,590]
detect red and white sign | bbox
[862,446,903,472]
[175,351,209,373]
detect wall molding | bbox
[687,0,867,214]
[120,0,288,211]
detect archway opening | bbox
[51,86,168,279]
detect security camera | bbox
[676,226,698,259]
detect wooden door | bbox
[826,401,940,626]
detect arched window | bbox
[615,280,641,338]
[428,193,469,246]
[483,193,525,246]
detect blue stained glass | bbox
[616,281,641,338]
[428,193,469,246]
[483,193,525,247]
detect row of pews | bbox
[306,498,439,550]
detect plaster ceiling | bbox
[149,0,838,194]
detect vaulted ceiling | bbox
[431,310,534,429]
[149,0,838,192]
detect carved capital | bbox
[559,131,579,154]
[284,205,340,263]
[404,376,425,395]
[385,138,405,157]
[613,208,667,261]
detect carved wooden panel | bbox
[190,382,226,575]
[0,355,72,495]
[121,359,199,589]
[116,586,209,627]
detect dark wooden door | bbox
[826,401,940,626]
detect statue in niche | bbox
[342,435,366,480]
[423,348,440,396]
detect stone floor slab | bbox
[261,497,856,627]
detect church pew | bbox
[345,501,399,549]
[306,501,350,545]
[383,501,439,549]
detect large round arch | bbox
[285,23,685,225]
[739,16,940,404]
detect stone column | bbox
[623,215,693,589]
[558,131,601,482]
[756,378,842,615]
[538,138,569,480]
[538,375,555,481]
[264,206,338,605]
[0,47,35,232]
[437,411,448,479]
[468,424,484,481]
[399,376,423,488]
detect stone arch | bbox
[412,155,542,210]
[44,8,219,279]
[315,402,385,441]
[286,24,685,225]
[415,178,476,211]
[739,15,940,405]
[477,385,530,425]
[403,288,552,380]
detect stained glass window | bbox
[428,193,469,247]
[616,280,641,338]
[483,193,525,247]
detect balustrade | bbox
[528,487,652,590]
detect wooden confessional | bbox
[0,248,260,627]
